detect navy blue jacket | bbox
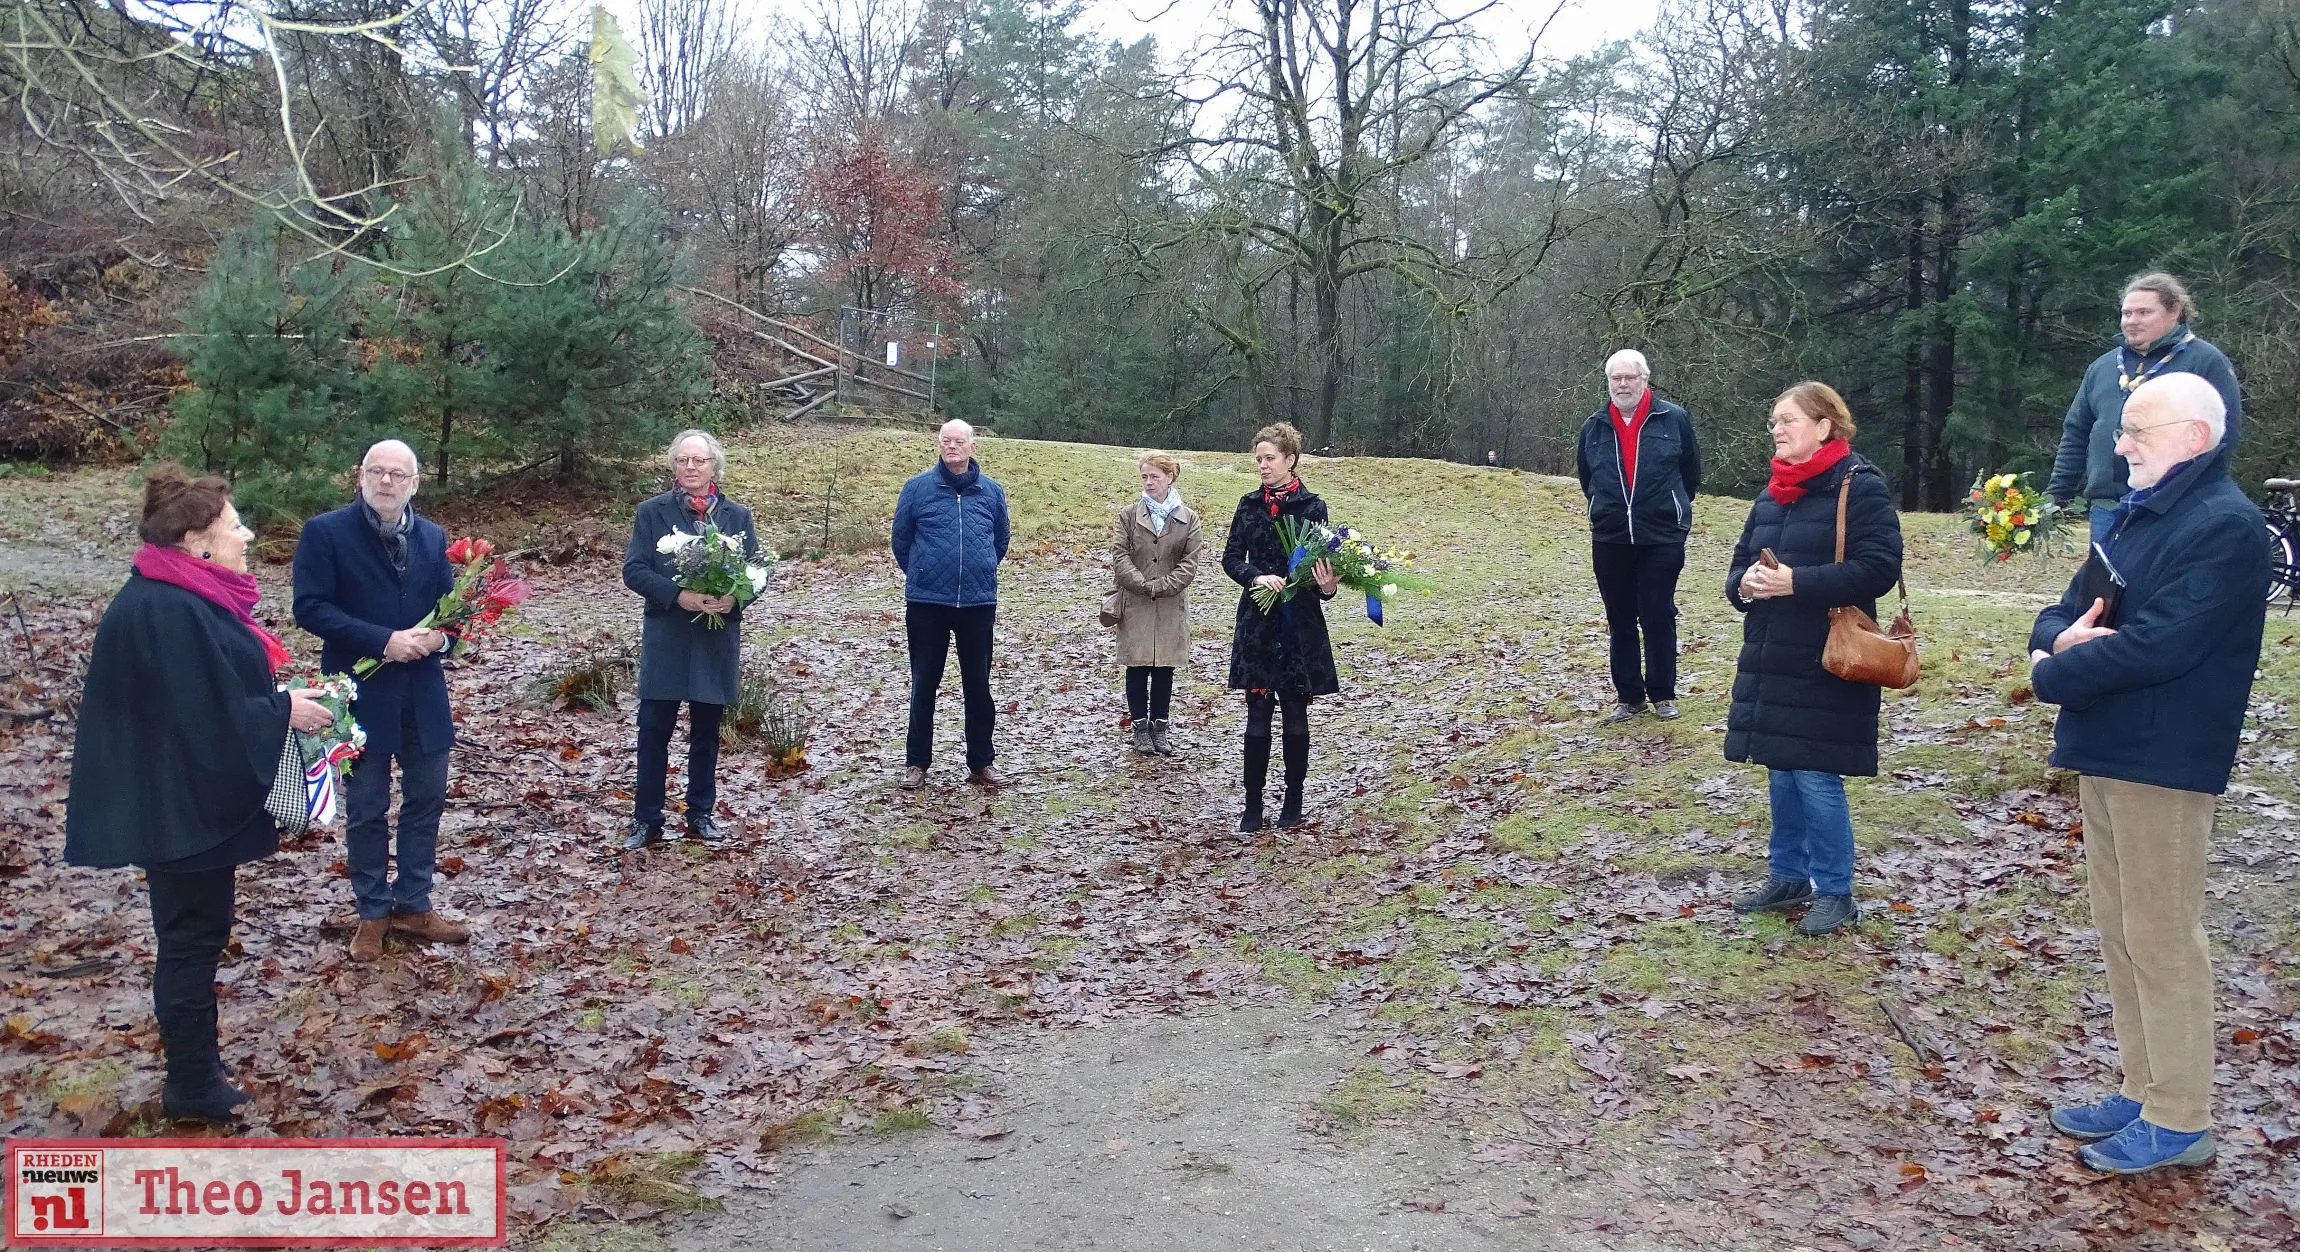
[1576,395,1702,546]
[622,490,757,706]
[2029,446,2267,794]
[291,502,456,757]
[1723,452,1904,777]
[892,459,1010,607]
[2047,329,2241,504]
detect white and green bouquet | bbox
[282,673,364,827]
[1251,517,1431,624]
[657,523,772,628]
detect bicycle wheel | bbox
[2268,515,2298,604]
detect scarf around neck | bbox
[1261,476,1304,517]
[687,485,720,521]
[363,499,413,574]
[1142,488,1182,535]
[2118,324,2195,392]
[134,543,291,674]
[1767,438,1851,505]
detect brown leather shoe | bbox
[900,766,926,790]
[389,910,471,944]
[349,918,389,962]
[967,765,1005,789]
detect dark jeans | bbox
[147,865,234,1084]
[906,602,996,770]
[344,711,450,921]
[636,698,725,827]
[1125,666,1174,721]
[1591,540,1684,705]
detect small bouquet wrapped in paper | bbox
[657,523,771,628]
[1251,517,1430,624]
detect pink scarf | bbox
[134,544,290,674]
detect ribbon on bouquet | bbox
[1287,539,1383,625]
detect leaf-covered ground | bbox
[2,429,2295,1250]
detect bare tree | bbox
[789,0,922,131]
[633,0,744,138]
[1143,0,1565,448]
[413,0,574,167]
[644,49,805,308]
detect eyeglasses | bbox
[672,455,714,467]
[361,467,417,483]
[2111,418,2194,441]
[1607,374,1646,384]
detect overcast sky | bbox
[1078,0,1660,64]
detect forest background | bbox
[3,0,2298,512]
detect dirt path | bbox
[655,1007,1688,1252]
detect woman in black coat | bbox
[1223,421,1341,831]
[65,466,333,1122]
[621,429,760,851]
[1723,383,1905,936]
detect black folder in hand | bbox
[2073,543,2127,630]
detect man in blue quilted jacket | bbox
[892,420,1011,790]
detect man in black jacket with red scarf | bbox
[1577,349,1702,725]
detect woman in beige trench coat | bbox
[1112,452,1205,756]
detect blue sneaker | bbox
[2048,1092,2141,1142]
[2076,1118,2216,1175]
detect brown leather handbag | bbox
[1819,474,1920,689]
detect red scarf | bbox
[134,543,291,674]
[689,485,719,520]
[1609,390,1654,493]
[1261,476,1303,517]
[1767,438,1850,505]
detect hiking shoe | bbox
[621,818,663,851]
[1732,878,1813,914]
[2051,1093,2142,1142]
[1653,701,1681,721]
[389,910,470,944]
[1796,893,1859,936]
[1600,702,1648,726]
[1133,720,1157,755]
[2077,1119,2216,1175]
[349,918,389,962]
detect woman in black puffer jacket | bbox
[1224,421,1340,832]
[1723,382,1905,936]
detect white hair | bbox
[2128,373,2227,448]
[939,419,975,441]
[361,439,420,474]
[1605,349,1650,378]
[666,429,726,480]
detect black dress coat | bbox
[291,502,456,756]
[1223,486,1341,697]
[65,574,290,869]
[1722,452,1905,777]
[622,490,759,706]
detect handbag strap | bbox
[1831,468,1911,615]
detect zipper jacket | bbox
[1576,395,1702,546]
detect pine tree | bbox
[163,233,363,524]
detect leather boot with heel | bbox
[1239,733,1270,833]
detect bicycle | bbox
[2266,478,2300,606]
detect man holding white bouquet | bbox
[621,430,764,850]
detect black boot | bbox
[1239,734,1270,832]
[159,1034,240,1124]
[1275,727,1308,828]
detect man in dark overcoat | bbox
[292,438,469,962]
